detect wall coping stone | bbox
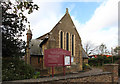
[104,64,119,66]
[4,72,112,83]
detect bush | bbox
[2,58,35,81]
[33,72,40,79]
[88,58,98,66]
[88,55,120,67]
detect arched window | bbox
[60,31,63,49]
[66,32,69,51]
[72,35,74,56]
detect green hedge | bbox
[88,55,120,66]
[2,58,35,81]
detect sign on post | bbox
[44,48,71,77]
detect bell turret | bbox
[26,27,32,42]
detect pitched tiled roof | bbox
[36,33,49,40]
[82,49,88,59]
[30,39,43,55]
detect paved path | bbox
[83,68,103,74]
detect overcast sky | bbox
[24,0,119,51]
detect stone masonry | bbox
[103,64,119,83]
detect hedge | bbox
[88,55,120,66]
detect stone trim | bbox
[10,72,112,83]
[74,34,75,57]
[59,30,64,49]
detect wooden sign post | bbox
[44,48,71,77]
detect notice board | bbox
[44,48,71,67]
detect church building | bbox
[25,8,88,75]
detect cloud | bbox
[24,2,64,40]
[74,0,119,50]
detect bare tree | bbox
[83,41,97,55]
[84,42,110,55]
[97,43,110,55]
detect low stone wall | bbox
[57,72,112,83]
[3,64,119,84]
[7,72,113,84]
[103,64,119,83]
[43,64,119,83]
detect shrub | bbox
[33,72,40,79]
[88,55,120,67]
[2,58,35,81]
[88,58,98,66]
